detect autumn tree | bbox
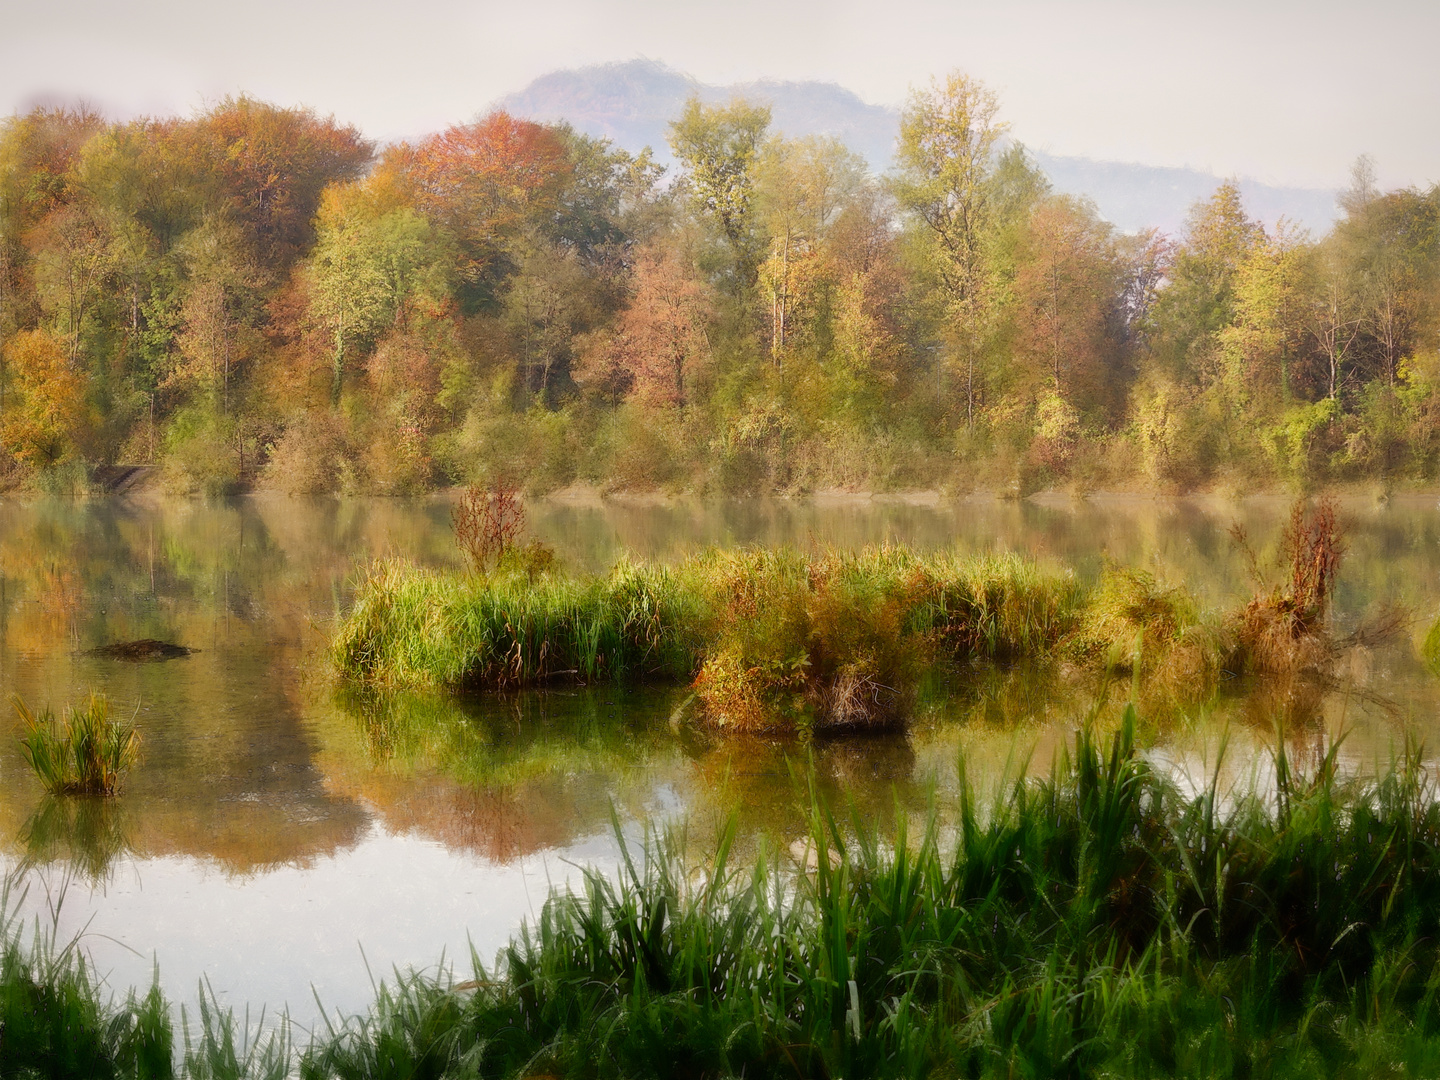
[892,72,1009,428]
[1217,225,1313,408]
[576,245,713,408]
[183,98,372,275]
[0,329,87,465]
[27,201,115,365]
[1116,229,1174,353]
[669,97,771,286]
[1147,181,1263,385]
[1332,174,1438,387]
[386,112,570,307]
[1013,196,1123,414]
[168,218,259,413]
[501,240,601,399]
[0,107,105,336]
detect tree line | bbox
[1,74,1436,495]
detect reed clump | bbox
[335,547,1091,732]
[0,917,172,1079]
[298,713,1440,1078]
[14,692,141,796]
[333,557,703,690]
[1070,563,1229,705]
[14,715,1440,1076]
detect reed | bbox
[0,895,172,1079]
[14,692,141,796]
[292,713,1440,1078]
[333,547,1094,732]
[333,557,704,690]
[13,714,1440,1076]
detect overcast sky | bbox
[3,0,1436,190]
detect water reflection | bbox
[0,493,1437,1017]
[1,493,1437,876]
[19,795,133,884]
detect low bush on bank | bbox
[18,713,1440,1077]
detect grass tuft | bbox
[14,692,141,796]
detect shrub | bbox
[1071,562,1228,704]
[1229,495,1344,675]
[452,481,524,574]
[14,693,141,796]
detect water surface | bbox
[1,493,1437,1025]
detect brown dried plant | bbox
[1229,496,1346,676]
[453,481,524,574]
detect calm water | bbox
[1,492,1438,1028]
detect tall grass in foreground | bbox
[0,904,171,1078]
[299,714,1440,1079]
[14,715,1440,1076]
[13,692,141,795]
[0,892,292,1080]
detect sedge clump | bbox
[13,693,141,796]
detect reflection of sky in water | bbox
[1,494,1439,1018]
[3,824,635,1030]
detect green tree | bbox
[668,97,772,285]
[754,135,864,359]
[892,72,1009,428]
[1147,181,1263,385]
[1217,225,1313,408]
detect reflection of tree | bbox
[318,684,682,862]
[19,795,133,884]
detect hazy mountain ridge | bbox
[497,59,1339,236]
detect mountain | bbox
[496,59,1339,237]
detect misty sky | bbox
[3,0,1436,190]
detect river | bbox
[0,492,1435,1030]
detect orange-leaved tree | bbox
[383,112,570,297]
[575,246,713,408]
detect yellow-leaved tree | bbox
[1,329,88,466]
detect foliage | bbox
[0,79,1438,494]
[14,691,141,796]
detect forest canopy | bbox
[1,80,1436,496]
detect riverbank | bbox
[12,714,1440,1079]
